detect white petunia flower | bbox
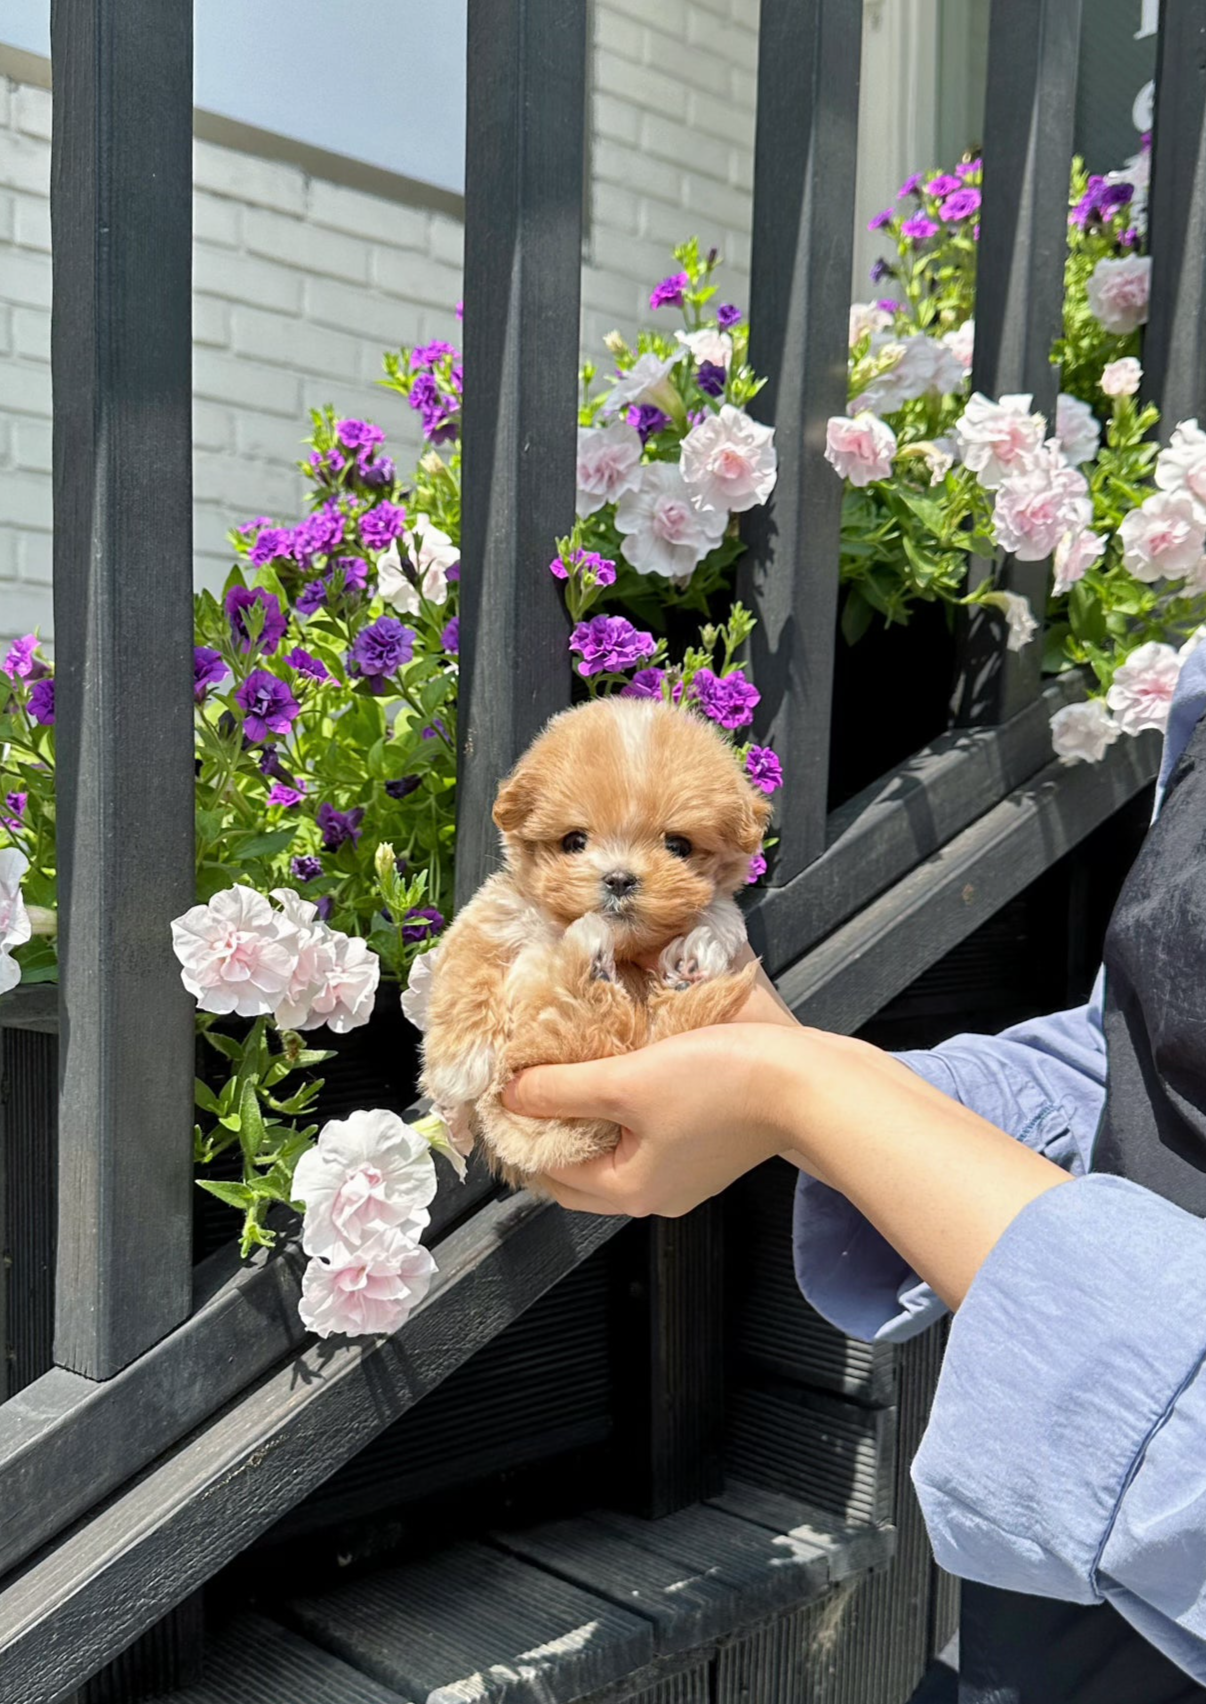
[575,420,644,517]
[941,319,975,375]
[1086,254,1151,335]
[1055,393,1102,467]
[954,392,1047,490]
[675,327,733,369]
[1053,527,1107,596]
[298,930,380,1034]
[981,591,1038,652]
[401,945,442,1033]
[679,404,777,516]
[1101,357,1142,399]
[293,1106,437,1261]
[601,350,684,414]
[1050,700,1121,765]
[1154,419,1206,525]
[377,515,458,615]
[991,441,1092,561]
[824,412,897,487]
[0,848,32,996]
[850,332,966,414]
[299,1230,436,1340]
[614,460,727,579]
[848,301,893,348]
[1106,641,1182,736]
[170,885,299,1018]
[1118,489,1206,583]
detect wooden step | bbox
[146,1612,411,1702]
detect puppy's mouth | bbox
[600,890,638,918]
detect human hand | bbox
[501,1022,801,1218]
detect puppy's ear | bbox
[493,761,535,834]
[734,782,774,855]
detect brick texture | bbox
[0,0,760,645]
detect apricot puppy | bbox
[419,695,772,1186]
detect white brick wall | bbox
[0,0,765,646]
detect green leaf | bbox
[232,827,299,861]
[194,1078,221,1114]
[195,1178,255,1209]
[238,1076,267,1164]
[840,589,876,646]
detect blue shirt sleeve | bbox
[912,1174,1206,1686]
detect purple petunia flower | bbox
[259,745,293,783]
[296,578,327,617]
[286,646,330,681]
[870,258,894,285]
[402,906,445,945]
[291,854,324,882]
[315,895,335,922]
[317,802,365,852]
[385,775,422,800]
[292,501,346,564]
[408,372,460,445]
[357,449,396,487]
[649,271,690,310]
[336,419,385,452]
[411,340,458,369]
[267,781,306,807]
[239,516,272,537]
[1121,226,1140,250]
[234,670,299,743]
[441,615,460,654]
[1099,180,1134,215]
[747,851,767,884]
[358,501,407,552]
[309,448,347,480]
[27,679,54,725]
[687,667,760,730]
[3,635,39,679]
[193,646,229,701]
[421,718,448,742]
[717,302,742,329]
[925,174,962,198]
[876,298,901,315]
[897,172,924,198]
[569,615,656,678]
[627,403,671,444]
[225,586,287,656]
[455,299,464,321]
[3,791,28,831]
[956,158,981,180]
[620,667,665,700]
[329,557,370,598]
[697,361,727,398]
[745,745,783,794]
[902,215,940,242]
[248,526,295,568]
[940,187,981,222]
[867,208,894,231]
[350,617,415,678]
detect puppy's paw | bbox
[564,912,617,984]
[422,1041,496,1109]
[657,922,734,990]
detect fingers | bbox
[501,1057,623,1122]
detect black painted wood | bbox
[740,0,864,881]
[950,0,1083,728]
[0,1195,621,1702]
[49,0,196,1377]
[613,1207,726,1520]
[707,1480,893,1585]
[285,1539,654,1703]
[0,1027,56,1399]
[779,730,1158,1035]
[745,675,1083,977]
[456,0,585,906]
[1143,2,1206,435]
[141,1612,413,1704]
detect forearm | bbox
[764,1027,1072,1311]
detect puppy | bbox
[419,696,772,1186]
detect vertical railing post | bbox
[739,0,864,882]
[50,0,196,1376]
[1143,2,1206,436]
[950,0,1083,727]
[456,0,585,906]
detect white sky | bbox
[2,0,467,192]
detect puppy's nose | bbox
[602,870,639,899]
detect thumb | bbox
[501,1056,624,1123]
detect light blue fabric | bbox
[790,646,1206,1679]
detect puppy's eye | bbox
[665,834,693,859]
[561,830,588,854]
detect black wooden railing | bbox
[0,0,1202,1697]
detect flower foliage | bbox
[830,132,1206,758]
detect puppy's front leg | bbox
[656,894,747,989]
[477,915,646,1188]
